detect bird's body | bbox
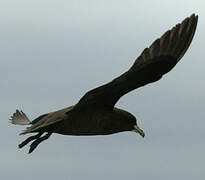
[20,106,137,136]
[10,14,198,153]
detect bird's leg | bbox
[29,132,52,154]
[18,132,43,149]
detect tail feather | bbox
[10,109,30,125]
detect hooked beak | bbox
[132,124,145,138]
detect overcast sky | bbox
[1,0,205,179]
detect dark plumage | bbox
[10,14,198,153]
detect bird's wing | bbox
[19,114,63,135]
[74,14,198,110]
[20,107,73,135]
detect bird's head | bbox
[114,108,145,137]
[125,114,145,138]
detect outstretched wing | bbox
[20,106,74,135]
[74,14,198,110]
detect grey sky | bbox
[1,0,205,179]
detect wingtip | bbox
[190,13,198,22]
[174,13,198,62]
[190,13,198,17]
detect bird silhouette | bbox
[10,14,198,153]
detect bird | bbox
[10,14,198,154]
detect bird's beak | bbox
[132,124,145,138]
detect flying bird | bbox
[10,14,198,153]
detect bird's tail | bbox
[9,109,31,125]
